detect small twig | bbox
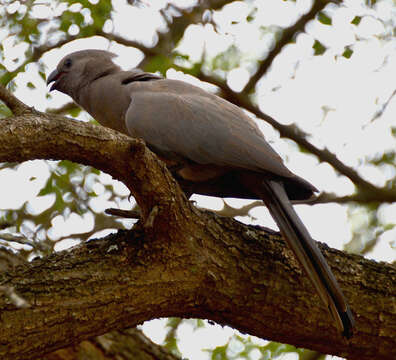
[296,188,396,205]
[0,233,36,248]
[368,88,396,125]
[205,200,262,218]
[105,208,141,219]
[46,102,80,115]
[98,31,158,57]
[0,233,52,253]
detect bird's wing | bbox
[125,79,295,180]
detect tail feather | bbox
[261,180,355,338]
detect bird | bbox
[47,49,355,338]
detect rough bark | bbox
[45,328,180,360]
[0,111,394,360]
[1,241,179,360]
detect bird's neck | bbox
[77,71,130,134]
[79,64,120,94]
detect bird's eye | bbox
[64,58,72,68]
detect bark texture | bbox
[44,328,180,360]
[0,111,394,360]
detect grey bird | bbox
[47,49,354,337]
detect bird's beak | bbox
[47,69,62,91]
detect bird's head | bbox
[47,50,119,98]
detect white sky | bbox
[1,1,395,358]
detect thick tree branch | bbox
[0,209,394,360]
[0,111,183,220]
[0,106,394,359]
[1,238,180,360]
[45,328,181,360]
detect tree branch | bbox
[44,328,181,360]
[243,0,340,94]
[46,102,80,115]
[0,106,393,360]
[0,232,180,360]
[0,210,394,360]
[0,36,80,86]
[0,84,30,115]
[198,72,388,197]
[305,189,396,204]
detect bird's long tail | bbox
[259,179,355,338]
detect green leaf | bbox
[0,103,12,118]
[54,189,66,213]
[91,167,101,175]
[58,160,81,174]
[19,16,39,40]
[163,337,181,356]
[383,224,395,231]
[212,45,240,71]
[313,40,326,55]
[144,54,173,75]
[38,71,46,81]
[370,151,395,165]
[342,47,353,59]
[26,81,35,89]
[165,317,182,329]
[69,106,81,117]
[211,344,228,360]
[72,12,84,26]
[90,0,112,30]
[318,12,332,25]
[5,210,15,224]
[38,179,55,196]
[195,319,205,328]
[351,16,361,25]
[60,11,73,32]
[246,9,257,23]
[0,72,14,86]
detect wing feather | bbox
[125,79,294,180]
